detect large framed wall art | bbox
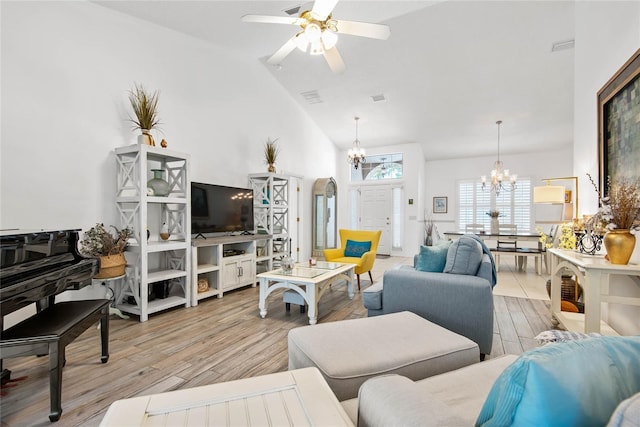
[597,48,640,193]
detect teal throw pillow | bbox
[476,336,640,427]
[344,239,372,257]
[443,236,482,276]
[416,241,452,272]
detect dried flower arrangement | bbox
[264,137,280,165]
[128,83,161,132]
[80,223,134,257]
[586,173,640,231]
[424,213,434,244]
[486,211,502,218]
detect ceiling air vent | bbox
[551,39,575,52]
[284,5,302,16]
[371,94,386,103]
[301,90,323,104]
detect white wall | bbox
[0,1,337,327]
[0,1,337,259]
[425,147,574,234]
[574,1,640,335]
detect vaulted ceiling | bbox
[95,1,576,160]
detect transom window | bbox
[351,153,403,182]
[458,178,532,230]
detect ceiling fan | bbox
[242,0,390,74]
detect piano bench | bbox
[0,299,110,422]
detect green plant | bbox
[80,223,133,257]
[128,83,161,131]
[264,137,279,165]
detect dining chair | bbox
[493,224,518,271]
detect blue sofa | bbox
[363,235,496,357]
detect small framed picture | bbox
[433,196,448,214]
[564,190,572,204]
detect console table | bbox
[548,248,640,334]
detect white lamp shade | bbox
[533,185,565,204]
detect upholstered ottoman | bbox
[287,311,480,400]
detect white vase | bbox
[491,218,499,234]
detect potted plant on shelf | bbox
[128,83,161,146]
[586,173,640,264]
[80,223,133,279]
[264,137,279,173]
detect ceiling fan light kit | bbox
[242,0,389,73]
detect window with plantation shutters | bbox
[458,178,532,230]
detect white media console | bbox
[191,234,271,305]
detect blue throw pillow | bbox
[443,236,482,275]
[416,241,452,272]
[344,239,372,257]
[476,336,640,427]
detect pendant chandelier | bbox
[347,116,366,170]
[481,120,517,196]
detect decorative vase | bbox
[491,218,499,234]
[160,222,170,240]
[603,229,636,265]
[268,163,276,173]
[147,169,170,196]
[137,129,155,146]
[425,235,433,246]
[94,252,126,279]
[281,256,295,273]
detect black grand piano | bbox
[0,229,110,422]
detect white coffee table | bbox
[257,262,355,325]
[100,367,354,426]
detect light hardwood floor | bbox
[1,256,553,426]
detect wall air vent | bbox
[301,90,323,104]
[371,94,386,103]
[551,39,575,52]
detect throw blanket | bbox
[465,233,498,287]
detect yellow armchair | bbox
[323,229,382,290]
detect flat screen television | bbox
[191,182,254,235]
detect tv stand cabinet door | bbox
[220,254,256,296]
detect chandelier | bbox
[347,116,366,170]
[481,120,516,196]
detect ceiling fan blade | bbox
[267,36,298,65]
[323,46,346,74]
[241,14,302,25]
[335,19,390,40]
[311,0,339,21]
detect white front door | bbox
[359,185,392,255]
